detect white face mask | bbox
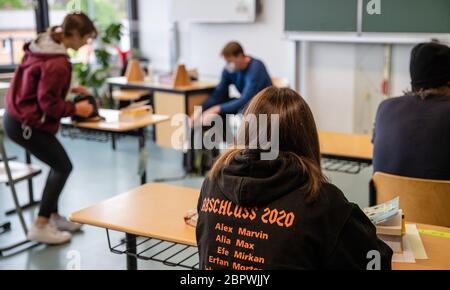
[226,62,236,73]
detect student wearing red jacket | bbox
[4,13,96,245]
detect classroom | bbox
[0,0,449,275]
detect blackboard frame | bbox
[285,0,450,35]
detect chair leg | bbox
[0,240,41,258]
[5,151,41,215]
[0,142,28,236]
[0,222,11,235]
[0,139,41,257]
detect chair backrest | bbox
[271,77,290,88]
[373,172,450,227]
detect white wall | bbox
[138,0,172,72]
[307,42,357,133]
[177,0,290,79]
[138,0,413,133]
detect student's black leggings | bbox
[3,113,73,218]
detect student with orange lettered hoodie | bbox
[196,87,393,270]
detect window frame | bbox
[0,0,140,72]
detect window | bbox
[0,0,136,70]
[0,0,37,66]
[48,0,130,52]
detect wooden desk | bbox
[70,183,198,270]
[316,131,373,174]
[393,224,450,270]
[71,183,197,246]
[107,77,217,149]
[112,89,150,102]
[61,109,169,185]
[319,131,373,163]
[61,109,169,133]
[70,183,450,271]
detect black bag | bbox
[72,95,102,122]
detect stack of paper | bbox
[364,198,428,263]
[364,198,404,253]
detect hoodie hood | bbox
[217,150,308,208]
[20,40,69,71]
[29,31,68,55]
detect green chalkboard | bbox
[363,0,450,33]
[285,0,358,32]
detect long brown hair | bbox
[209,87,326,199]
[50,12,97,44]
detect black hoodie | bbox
[196,151,393,270]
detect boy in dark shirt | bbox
[373,42,450,180]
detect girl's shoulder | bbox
[41,56,71,73]
[309,182,355,217]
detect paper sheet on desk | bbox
[392,224,428,263]
[392,234,416,263]
[406,224,428,260]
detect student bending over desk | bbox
[373,42,450,180]
[196,87,393,270]
[4,13,96,245]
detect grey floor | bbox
[0,132,372,270]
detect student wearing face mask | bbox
[190,41,272,126]
[4,12,96,245]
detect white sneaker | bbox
[27,223,72,245]
[50,215,83,232]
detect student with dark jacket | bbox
[373,42,450,180]
[196,87,393,270]
[4,13,97,245]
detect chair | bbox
[372,172,450,227]
[0,131,42,257]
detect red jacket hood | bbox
[20,43,69,68]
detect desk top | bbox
[61,109,170,133]
[70,183,450,270]
[70,183,199,246]
[107,77,217,94]
[319,131,373,162]
[393,224,450,270]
